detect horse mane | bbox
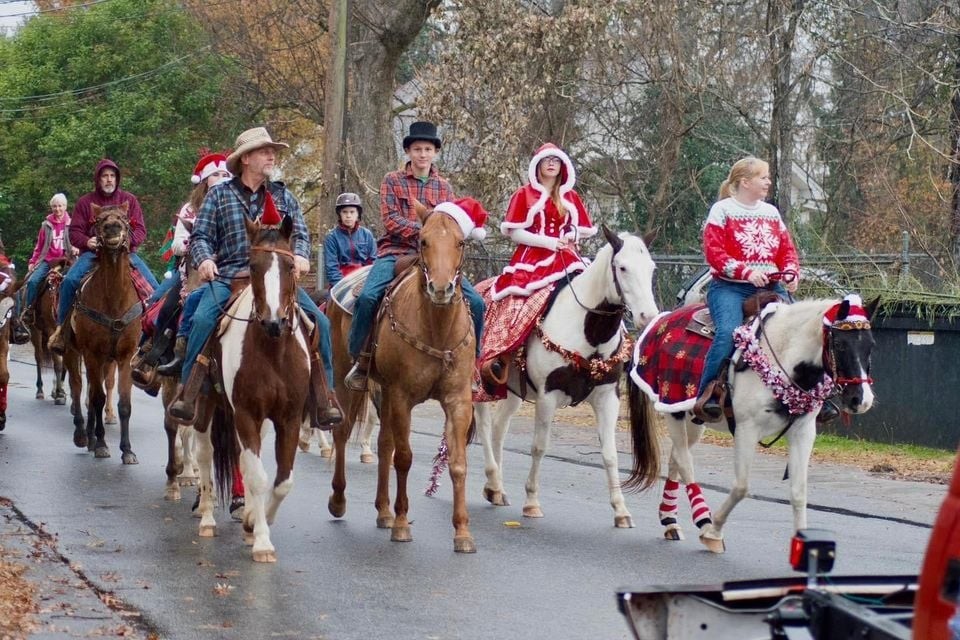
[762,298,837,360]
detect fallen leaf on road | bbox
[213,582,235,596]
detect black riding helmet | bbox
[335,192,363,221]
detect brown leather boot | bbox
[168,355,209,426]
[156,336,186,377]
[309,352,342,430]
[344,352,371,393]
[48,324,66,355]
[692,380,724,424]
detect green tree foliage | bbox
[0,0,244,273]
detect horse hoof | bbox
[298,440,310,453]
[699,534,726,554]
[94,446,111,459]
[321,447,334,459]
[482,487,510,506]
[164,487,181,502]
[199,524,217,538]
[454,536,477,554]
[328,496,346,519]
[522,505,543,518]
[121,452,138,465]
[36,391,44,400]
[54,396,66,406]
[243,530,255,546]
[359,452,374,464]
[376,516,394,529]
[391,526,412,542]
[105,415,118,426]
[664,526,684,541]
[73,432,87,449]
[614,515,635,529]
[178,476,198,487]
[253,550,277,563]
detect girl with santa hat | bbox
[477,143,596,396]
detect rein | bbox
[383,288,472,368]
[558,248,624,317]
[206,243,299,329]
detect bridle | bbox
[558,241,626,318]
[209,244,298,331]
[417,211,466,302]
[823,319,874,387]
[94,211,131,254]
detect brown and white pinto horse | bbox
[0,254,17,430]
[193,214,310,562]
[27,259,70,404]
[327,202,478,553]
[64,203,145,463]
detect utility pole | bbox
[321,0,349,234]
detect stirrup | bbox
[344,360,368,392]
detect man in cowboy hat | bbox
[48,158,160,353]
[167,126,341,428]
[344,120,486,391]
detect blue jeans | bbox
[24,262,51,309]
[149,270,181,304]
[347,255,485,359]
[697,279,788,395]
[57,251,160,324]
[177,288,204,338]
[181,281,334,390]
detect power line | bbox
[0,0,114,19]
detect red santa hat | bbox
[823,293,870,327]
[433,198,488,241]
[191,153,231,185]
[260,192,283,226]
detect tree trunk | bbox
[319,0,349,233]
[949,33,960,260]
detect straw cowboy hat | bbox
[226,127,290,175]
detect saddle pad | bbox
[217,285,253,337]
[331,265,372,316]
[630,305,712,412]
[0,297,13,329]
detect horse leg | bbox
[33,337,44,400]
[178,425,199,485]
[298,420,312,453]
[67,351,86,448]
[193,417,217,538]
[444,397,476,553]
[386,394,414,543]
[163,415,181,501]
[374,404,396,529]
[701,420,759,554]
[328,417,354,519]
[786,418,816,532]
[659,415,704,541]
[53,353,66,404]
[104,361,118,425]
[478,394,519,507]
[590,387,633,528]
[522,395,558,519]
[86,365,109,458]
[358,397,378,463]
[116,360,136,464]
[235,415,274,562]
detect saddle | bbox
[684,291,783,338]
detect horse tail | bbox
[211,403,239,508]
[623,373,660,492]
[344,386,370,444]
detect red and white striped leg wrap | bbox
[659,479,681,526]
[686,483,712,529]
[0,384,7,413]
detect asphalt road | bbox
[0,346,945,639]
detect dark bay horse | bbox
[27,259,70,404]
[65,203,145,463]
[327,202,477,553]
[192,214,310,562]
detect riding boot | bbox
[309,351,342,430]
[168,355,209,426]
[48,311,71,355]
[816,399,840,424]
[692,380,724,424]
[156,336,187,377]
[132,337,158,388]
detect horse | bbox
[0,256,18,431]
[626,295,877,552]
[26,259,70,404]
[327,202,478,553]
[64,203,146,463]
[299,395,379,462]
[191,213,311,562]
[474,228,660,527]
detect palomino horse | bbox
[192,214,310,562]
[475,228,660,527]
[26,259,70,404]
[64,203,146,463]
[626,295,877,552]
[327,203,477,553]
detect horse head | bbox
[825,296,878,415]
[92,203,131,253]
[244,214,297,338]
[415,199,465,306]
[600,225,659,329]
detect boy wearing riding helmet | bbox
[344,120,486,392]
[693,156,799,423]
[323,192,375,289]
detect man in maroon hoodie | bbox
[49,159,160,353]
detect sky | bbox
[0,1,37,35]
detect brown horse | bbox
[65,203,145,463]
[327,203,477,553]
[192,214,310,562]
[26,259,70,404]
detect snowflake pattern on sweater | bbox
[703,197,799,282]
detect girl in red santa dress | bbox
[477,143,596,397]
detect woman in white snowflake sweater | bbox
[693,156,800,423]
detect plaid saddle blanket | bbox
[630,304,713,412]
[330,265,373,315]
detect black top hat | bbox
[403,121,442,150]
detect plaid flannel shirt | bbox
[377,163,454,257]
[190,177,311,278]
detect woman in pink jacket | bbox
[19,194,78,320]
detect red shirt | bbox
[377,163,454,257]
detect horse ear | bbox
[836,299,851,321]
[91,204,101,217]
[244,214,259,241]
[279,213,294,240]
[120,201,129,213]
[602,224,623,253]
[864,295,881,319]
[641,228,658,249]
[412,198,429,222]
